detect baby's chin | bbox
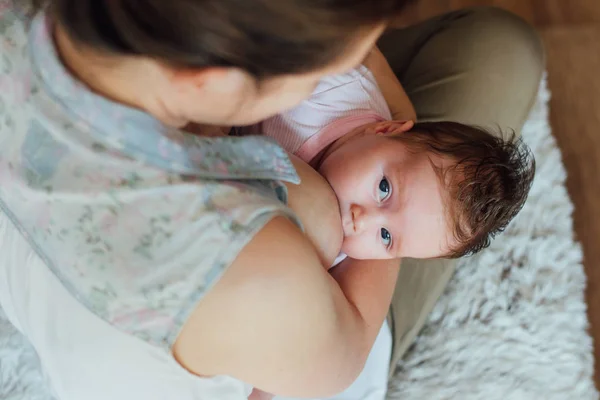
[340,240,370,260]
[341,239,399,261]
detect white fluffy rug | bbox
[0,78,597,400]
[388,77,598,399]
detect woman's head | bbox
[46,0,415,126]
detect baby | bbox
[244,48,535,268]
[245,48,534,400]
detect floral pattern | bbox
[0,5,300,349]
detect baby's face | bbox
[318,123,455,260]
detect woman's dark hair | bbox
[394,121,536,258]
[42,0,415,78]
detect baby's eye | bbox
[380,228,392,247]
[378,178,391,202]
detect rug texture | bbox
[388,77,598,399]
[0,77,597,400]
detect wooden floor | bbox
[398,0,600,27]
[402,0,600,389]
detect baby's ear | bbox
[376,120,415,135]
[390,120,415,133]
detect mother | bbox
[0,0,543,399]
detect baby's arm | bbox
[364,46,417,122]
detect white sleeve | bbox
[331,253,348,268]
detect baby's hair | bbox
[392,121,535,258]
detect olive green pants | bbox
[378,6,544,374]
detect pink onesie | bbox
[247,66,392,267]
[247,65,392,163]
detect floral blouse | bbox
[0,3,301,349]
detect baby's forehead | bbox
[386,153,457,258]
[390,196,455,259]
[389,141,457,181]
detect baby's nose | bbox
[350,204,380,234]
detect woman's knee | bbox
[459,7,544,130]
[415,7,545,130]
[464,7,544,77]
[390,6,545,130]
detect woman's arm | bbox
[173,158,398,397]
[330,256,401,328]
[173,217,400,397]
[364,46,417,122]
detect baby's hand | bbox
[248,388,274,400]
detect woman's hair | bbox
[41,0,415,78]
[394,121,536,258]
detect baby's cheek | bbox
[341,235,376,260]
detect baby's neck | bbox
[309,146,333,170]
